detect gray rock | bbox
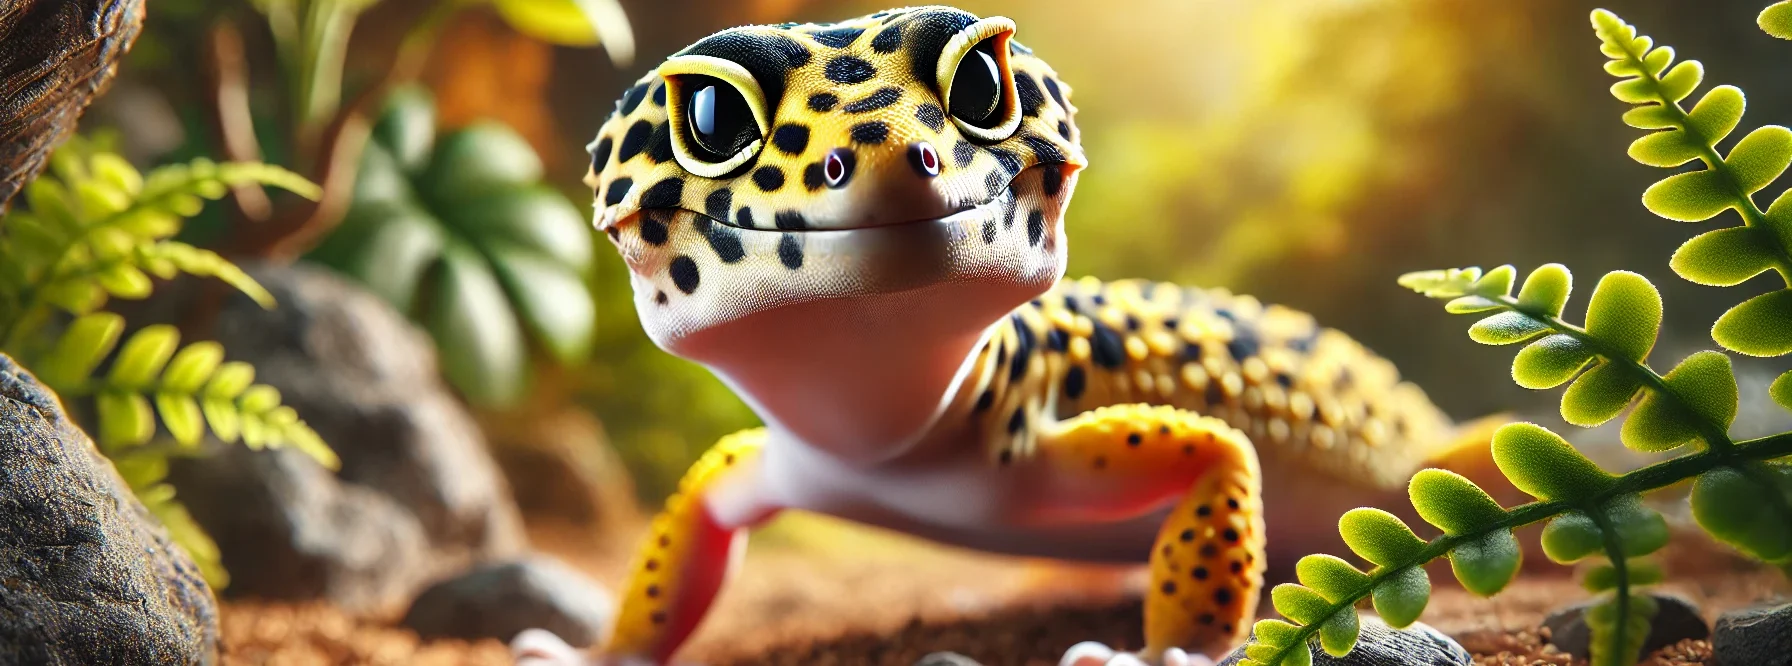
[914,653,984,666]
[1218,615,1469,665]
[481,406,639,530]
[1542,592,1708,660]
[401,556,612,646]
[0,353,217,664]
[1712,600,1792,666]
[150,261,526,611]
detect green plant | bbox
[0,133,337,586]
[1239,9,1792,666]
[307,88,596,407]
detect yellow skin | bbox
[512,7,1486,666]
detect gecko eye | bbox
[660,55,772,178]
[936,17,1021,143]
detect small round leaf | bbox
[1642,169,1731,222]
[1771,369,1792,413]
[1723,126,1792,195]
[1295,554,1370,602]
[1712,289,1792,357]
[1561,361,1643,427]
[1270,584,1330,626]
[1371,566,1431,629]
[1468,312,1550,346]
[1492,423,1616,501]
[1409,469,1507,535]
[1583,271,1661,362]
[1448,529,1522,597]
[1339,508,1426,567]
[1512,335,1596,390]
[1541,512,1604,563]
[1516,264,1573,316]
[1671,226,1777,287]
[1691,464,1792,561]
[1319,609,1361,657]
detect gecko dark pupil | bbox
[686,76,758,161]
[949,41,1003,128]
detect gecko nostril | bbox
[908,142,941,177]
[824,148,856,188]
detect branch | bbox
[202,19,273,224]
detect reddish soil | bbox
[217,517,1788,666]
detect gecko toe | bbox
[510,628,587,666]
[1061,642,1213,666]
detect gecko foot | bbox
[511,629,606,666]
[1059,642,1215,666]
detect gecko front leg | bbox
[514,429,775,666]
[1030,405,1266,666]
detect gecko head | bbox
[585,7,1084,363]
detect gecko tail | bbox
[1422,414,1526,507]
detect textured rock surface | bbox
[158,261,526,612]
[1541,592,1708,660]
[481,406,639,530]
[1711,600,1792,666]
[0,0,143,207]
[401,556,612,647]
[1218,616,1470,665]
[0,353,217,664]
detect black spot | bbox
[850,121,889,144]
[639,215,668,245]
[1127,433,1142,447]
[1015,73,1045,116]
[1057,121,1073,140]
[1182,342,1203,363]
[705,189,732,222]
[998,450,1013,465]
[652,83,667,106]
[646,122,675,163]
[1214,588,1233,605]
[1289,330,1318,353]
[774,211,808,230]
[604,178,633,205]
[590,137,613,171]
[985,171,1005,197]
[803,163,825,190]
[1092,294,1107,306]
[670,256,700,294]
[619,82,650,114]
[1161,581,1177,595]
[694,218,745,263]
[1043,76,1065,106]
[752,166,786,191]
[1064,365,1086,399]
[871,24,904,52]
[1093,456,1107,469]
[736,207,756,229]
[825,56,877,84]
[995,343,1007,368]
[1193,566,1209,580]
[981,218,997,243]
[1180,529,1195,542]
[810,27,863,48]
[1197,505,1212,517]
[1007,408,1026,434]
[647,584,661,597]
[1227,322,1261,362]
[618,120,653,162]
[651,611,668,624]
[641,178,684,208]
[974,389,994,412]
[808,93,839,112]
[1201,543,1219,558]
[1231,560,1244,574]
[1041,165,1063,196]
[901,8,978,88]
[778,233,804,269]
[844,87,903,113]
[1046,328,1069,352]
[916,103,945,132]
[683,32,812,106]
[1223,528,1239,542]
[1008,315,1034,381]
[988,148,1021,175]
[771,124,811,155]
[952,140,975,167]
[1198,613,1216,625]
[1227,498,1240,510]
[1063,296,1079,313]
[1090,322,1125,369]
[655,291,668,305]
[605,227,619,240]
[1205,380,1224,406]
[1026,210,1044,246]
[1276,372,1293,388]
[1125,315,1140,331]
[1022,133,1065,164]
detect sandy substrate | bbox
[216,516,1788,666]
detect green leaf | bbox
[162,342,224,394]
[1492,422,1617,501]
[1448,529,1522,597]
[445,186,594,270]
[331,204,445,311]
[1318,609,1360,657]
[1643,169,1733,222]
[1512,334,1595,389]
[492,0,636,67]
[96,264,153,299]
[239,385,282,414]
[1445,296,1503,314]
[1515,263,1572,316]
[1656,60,1703,104]
[427,245,528,406]
[1671,226,1778,286]
[202,397,240,443]
[1582,271,1661,362]
[36,312,125,388]
[1588,593,1656,666]
[1621,105,1678,130]
[1270,584,1330,625]
[1724,126,1792,195]
[1772,370,1792,413]
[1339,508,1426,567]
[1467,312,1550,345]
[1409,469,1507,534]
[1622,351,1735,451]
[203,361,256,400]
[96,390,154,447]
[1561,361,1644,427]
[1252,619,1302,647]
[1295,554,1370,602]
[1764,1,1792,39]
[1713,289,1792,356]
[1691,464,1792,561]
[1398,267,1482,299]
[155,392,204,446]
[1603,494,1671,557]
[1628,128,1700,168]
[487,244,596,364]
[108,325,180,389]
[1581,559,1664,592]
[1685,85,1745,146]
[371,86,437,173]
[1542,512,1605,563]
[422,123,544,203]
[1371,566,1430,629]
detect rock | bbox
[1541,592,1708,660]
[152,261,527,612]
[401,555,612,646]
[914,653,984,666]
[0,0,143,207]
[480,406,640,531]
[0,353,217,663]
[1711,600,1792,666]
[1217,615,1469,665]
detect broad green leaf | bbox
[1542,512,1604,563]
[1581,559,1664,592]
[427,245,528,406]
[1561,361,1643,427]
[1512,334,1595,389]
[1409,469,1506,534]
[1642,168,1732,222]
[1515,263,1572,316]
[1448,529,1522,597]
[1764,1,1792,39]
[1582,271,1661,362]
[155,392,204,446]
[493,0,635,66]
[1685,85,1745,145]
[1691,464,1792,561]
[1252,619,1301,646]
[97,390,154,447]
[1671,226,1777,286]
[487,244,596,364]
[1339,508,1425,567]
[203,361,256,400]
[1622,351,1735,451]
[1319,610,1360,657]
[1270,584,1330,625]
[1371,566,1430,628]
[1712,289,1792,356]
[1468,312,1549,346]
[422,123,544,203]
[1492,423,1616,501]
[1622,391,1699,452]
[335,205,445,311]
[37,313,125,388]
[445,186,594,270]
[1295,554,1370,602]
[108,325,180,389]
[1725,126,1792,194]
[371,86,437,173]
[162,342,225,394]
[1772,370,1792,413]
